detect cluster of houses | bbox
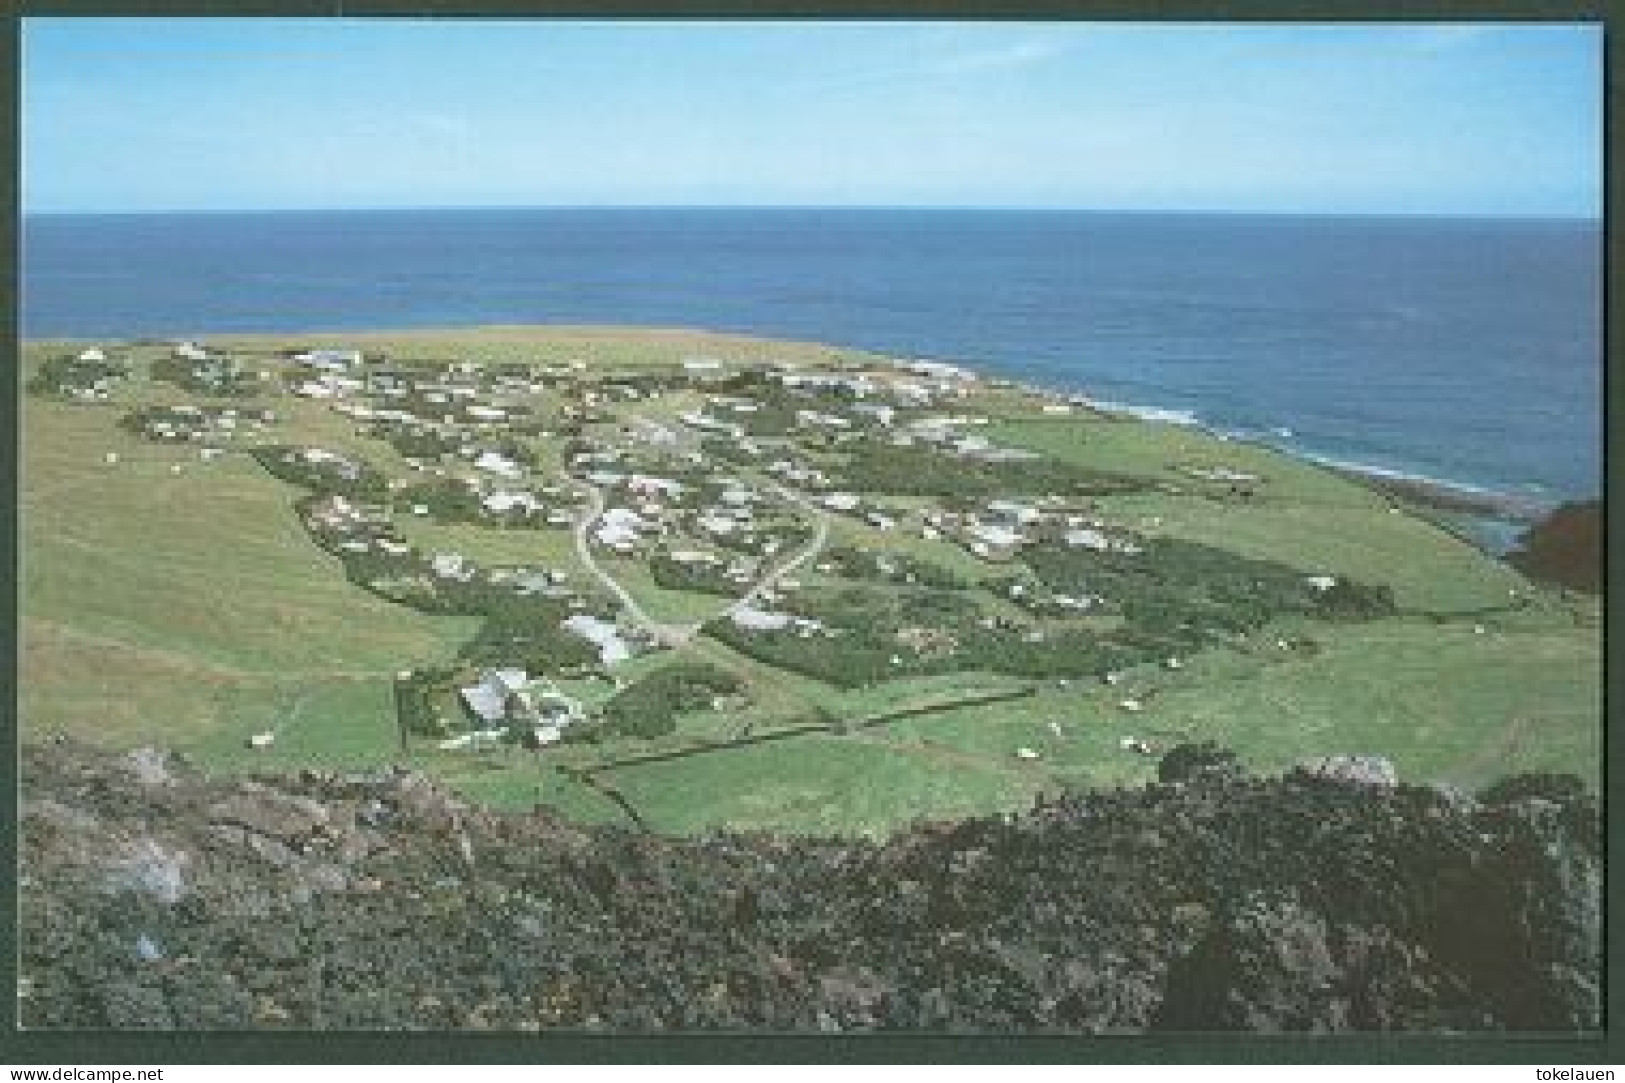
[284,349,367,399]
[568,443,809,564]
[397,470,575,530]
[816,491,901,533]
[443,666,586,750]
[162,341,263,396]
[123,403,275,445]
[32,347,129,401]
[798,494,1148,567]
[297,487,649,673]
[300,492,411,558]
[727,601,830,638]
[659,547,763,591]
[108,337,1226,754]
[267,445,379,492]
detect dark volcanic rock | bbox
[1156,890,1346,1032]
[1505,499,1602,594]
[17,738,1601,1033]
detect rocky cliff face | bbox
[1506,500,1602,594]
[18,739,1599,1032]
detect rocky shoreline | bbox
[1322,464,1549,523]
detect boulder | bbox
[21,797,101,835]
[100,837,189,905]
[1293,755,1398,788]
[119,747,174,788]
[208,790,330,842]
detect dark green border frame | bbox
[5,2,1618,1064]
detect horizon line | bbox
[22,203,1601,222]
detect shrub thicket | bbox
[649,555,744,597]
[1158,742,1244,785]
[835,438,1151,500]
[819,546,968,590]
[250,446,389,501]
[393,478,485,523]
[28,353,129,397]
[457,597,605,676]
[599,663,744,738]
[150,354,257,397]
[711,535,1396,688]
[373,423,462,461]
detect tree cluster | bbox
[250,446,390,501]
[597,662,745,739]
[150,354,258,397]
[649,554,744,597]
[27,352,129,398]
[834,438,1151,500]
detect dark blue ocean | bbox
[21,208,1601,511]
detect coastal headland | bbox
[20,325,1600,838]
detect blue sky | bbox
[22,19,1601,215]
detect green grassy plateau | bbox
[21,327,1599,838]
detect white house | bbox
[987,500,1042,525]
[696,512,740,536]
[628,475,684,498]
[595,507,647,549]
[297,348,363,369]
[431,552,475,581]
[474,450,524,480]
[821,492,861,514]
[730,604,792,632]
[969,522,1023,549]
[905,360,974,382]
[483,490,543,515]
[459,667,531,726]
[561,614,632,665]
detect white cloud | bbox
[1405,24,1492,54]
[819,27,1083,89]
[925,35,1075,76]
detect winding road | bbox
[570,479,831,650]
[571,484,695,647]
[728,483,832,614]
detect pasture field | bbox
[991,415,1394,508]
[606,734,1046,838]
[21,342,478,748]
[992,416,1538,613]
[197,325,887,370]
[1084,493,1534,613]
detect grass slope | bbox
[20,344,476,749]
